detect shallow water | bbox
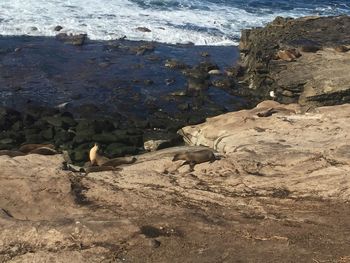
[0,36,245,120]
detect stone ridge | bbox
[237,15,350,106]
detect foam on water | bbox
[0,0,349,45]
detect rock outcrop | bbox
[180,100,350,199]
[1,101,350,262]
[238,16,350,106]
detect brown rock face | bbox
[1,102,350,262]
[237,16,350,106]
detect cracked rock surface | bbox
[1,101,350,262]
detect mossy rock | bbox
[11,121,23,131]
[92,133,117,143]
[40,127,55,140]
[25,134,44,144]
[0,138,14,144]
[70,149,88,162]
[0,144,13,150]
[104,145,139,158]
[104,143,129,156]
[54,129,74,144]
[127,135,143,147]
[24,128,40,136]
[73,133,92,144]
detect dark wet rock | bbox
[131,43,155,56]
[198,61,219,72]
[56,33,87,46]
[212,78,235,89]
[70,149,88,163]
[143,131,182,151]
[104,144,138,158]
[132,119,149,129]
[164,59,187,70]
[40,127,54,140]
[144,79,154,85]
[0,108,21,130]
[25,105,59,119]
[75,104,100,116]
[54,128,74,144]
[0,138,14,145]
[177,102,190,111]
[187,78,209,96]
[54,25,63,32]
[136,27,152,32]
[238,16,350,106]
[25,134,44,144]
[92,133,117,144]
[165,78,175,86]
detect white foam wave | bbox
[0,0,346,45]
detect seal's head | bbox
[172,153,182,162]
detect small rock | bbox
[276,49,301,62]
[54,25,63,31]
[334,45,349,53]
[149,239,161,248]
[136,27,151,32]
[165,59,187,70]
[300,45,321,53]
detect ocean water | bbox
[0,0,349,45]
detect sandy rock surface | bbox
[1,101,350,262]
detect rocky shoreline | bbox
[0,35,251,164]
[1,15,350,262]
[237,15,350,106]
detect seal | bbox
[89,143,109,166]
[102,156,137,167]
[172,149,218,171]
[89,143,137,167]
[29,147,57,155]
[19,143,55,153]
[0,150,26,157]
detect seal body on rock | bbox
[89,143,109,166]
[19,143,55,154]
[172,149,218,171]
[89,143,137,167]
[29,147,57,155]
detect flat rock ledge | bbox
[238,16,350,106]
[1,101,350,262]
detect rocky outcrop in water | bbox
[237,16,350,107]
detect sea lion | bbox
[101,156,137,167]
[89,143,137,167]
[19,143,55,154]
[172,149,218,171]
[29,147,57,155]
[0,150,26,157]
[89,143,108,166]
